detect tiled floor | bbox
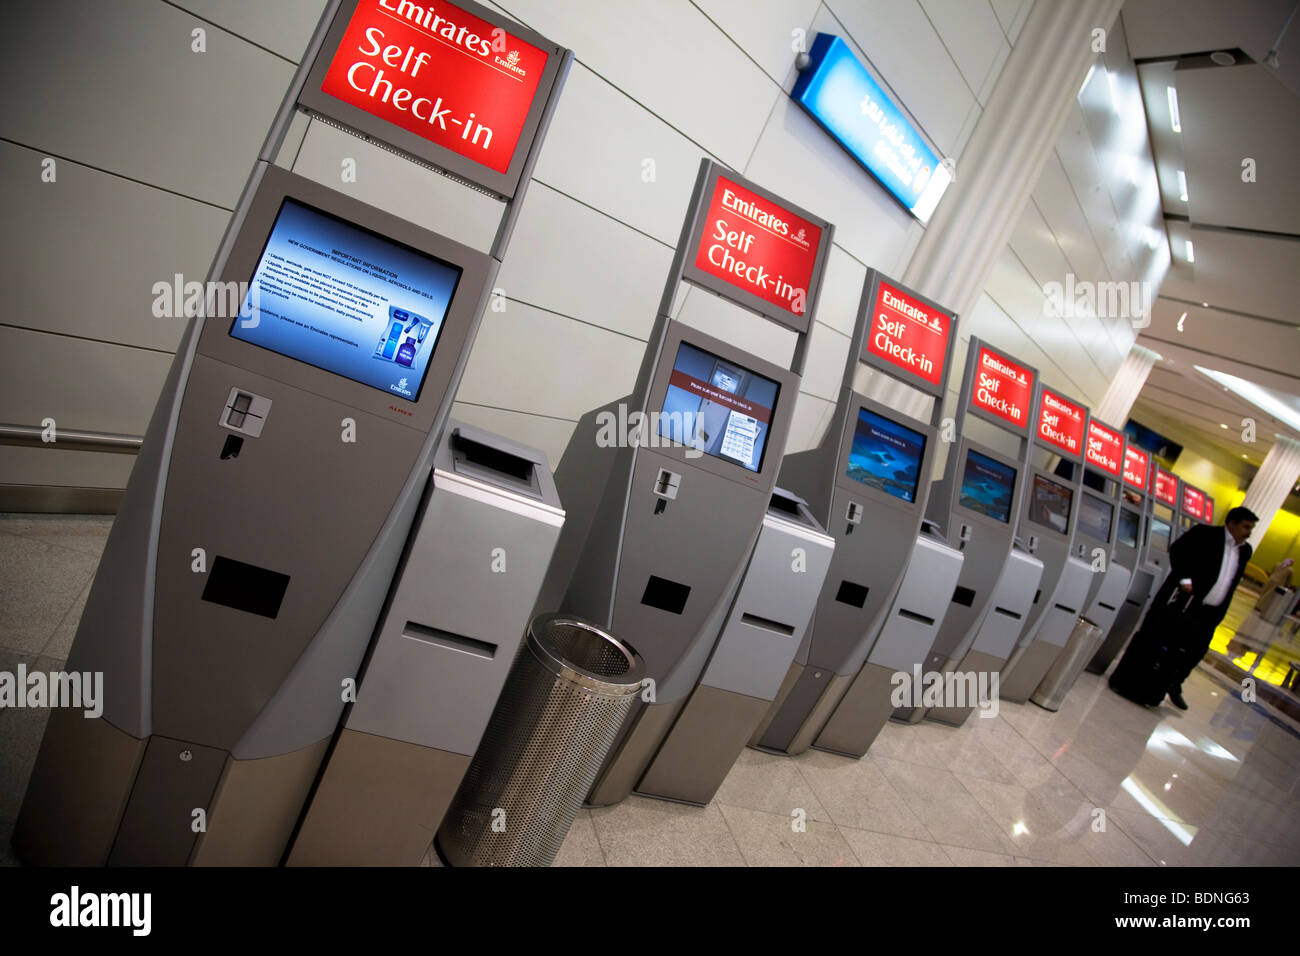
[2,513,1298,867]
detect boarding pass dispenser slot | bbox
[451,429,542,498]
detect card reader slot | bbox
[740,612,797,637]
[897,608,935,626]
[1053,604,1078,614]
[401,621,497,660]
[993,606,1022,620]
[1098,602,1117,612]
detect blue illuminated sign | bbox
[791,34,950,223]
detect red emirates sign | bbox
[1037,388,1086,456]
[1123,446,1149,491]
[693,176,823,319]
[1205,498,1214,522]
[1085,420,1123,477]
[865,281,950,386]
[1154,468,1178,506]
[320,0,548,174]
[971,347,1033,428]
[1182,485,1205,519]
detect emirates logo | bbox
[506,50,520,66]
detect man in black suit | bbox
[1112,506,1258,710]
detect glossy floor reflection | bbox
[2,514,1298,867]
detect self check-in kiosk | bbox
[1022,417,1134,708]
[750,270,957,756]
[878,340,1038,729]
[1074,420,1136,638]
[998,387,1097,703]
[1086,446,1159,675]
[536,159,832,807]
[634,488,835,805]
[16,0,570,866]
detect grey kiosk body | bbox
[536,159,832,807]
[1086,453,1160,675]
[753,269,958,757]
[889,340,1040,728]
[1024,420,1136,708]
[998,389,1098,703]
[1074,423,1137,644]
[635,489,835,804]
[15,0,571,866]
[288,423,564,865]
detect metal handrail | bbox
[0,423,142,455]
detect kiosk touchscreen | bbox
[534,160,830,808]
[15,167,498,866]
[881,340,1037,729]
[1086,445,1156,676]
[998,388,1097,704]
[751,269,956,757]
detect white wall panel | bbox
[292,120,502,252]
[919,0,1009,105]
[0,0,293,209]
[168,0,328,61]
[0,142,226,353]
[0,327,172,436]
[798,322,852,404]
[785,390,835,454]
[673,289,797,372]
[455,301,645,422]
[693,0,822,86]
[530,63,708,246]
[816,246,869,339]
[494,0,778,170]
[990,0,1031,44]
[497,184,673,340]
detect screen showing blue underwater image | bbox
[846,407,925,503]
[958,449,1016,524]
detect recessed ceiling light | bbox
[1201,302,1209,307]
[1167,86,1181,132]
[1185,240,1195,262]
[1220,423,1228,429]
[1211,50,1237,66]
[1177,312,1187,331]
[1243,454,1249,459]
[1177,170,1188,202]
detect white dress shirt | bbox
[1202,528,1240,608]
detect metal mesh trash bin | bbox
[1031,616,1104,712]
[436,614,644,867]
